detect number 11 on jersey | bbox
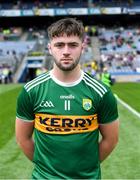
[64,100,71,111]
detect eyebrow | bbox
[54,42,79,46]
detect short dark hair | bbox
[47,18,85,41]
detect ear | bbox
[81,42,86,54]
[48,43,52,55]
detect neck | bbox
[51,65,82,83]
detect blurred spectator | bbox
[8,68,13,83]
[35,67,46,77]
[101,67,115,87]
[2,65,9,84]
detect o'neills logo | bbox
[34,113,98,134]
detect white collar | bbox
[50,70,84,87]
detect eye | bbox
[54,43,64,48]
[68,43,79,48]
[70,44,77,47]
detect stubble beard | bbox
[54,57,80,71]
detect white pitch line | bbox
[116,96,140,119]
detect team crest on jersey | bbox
[82,99,92,111]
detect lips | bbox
[61,59,72,61]
[61,58,72,63]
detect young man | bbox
[16,18,119,179]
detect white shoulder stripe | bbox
[84,73,107,93]
[26,76,51,92]
[83,78,103,97]
[25,72,50,89]
[83,76,106,96]
[24,72,50,89]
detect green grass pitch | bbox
[0,82,140,179]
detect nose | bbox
[63,45,70,56]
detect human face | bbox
[48,34,84,71]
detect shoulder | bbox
[24,71,51,93]
[82,72,110,98]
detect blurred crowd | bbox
[0,64,13,84]
[0,0,138,10]
[0,24,140,84]
[98,26,140,73]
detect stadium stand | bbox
[98,26,140,75]
[0,0,140,9]
[0,0,140,83]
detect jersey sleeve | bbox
[98,89,118,124]
[16,87,35,121]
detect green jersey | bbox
[16,70,118,179]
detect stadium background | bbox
[0,0,140,179]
